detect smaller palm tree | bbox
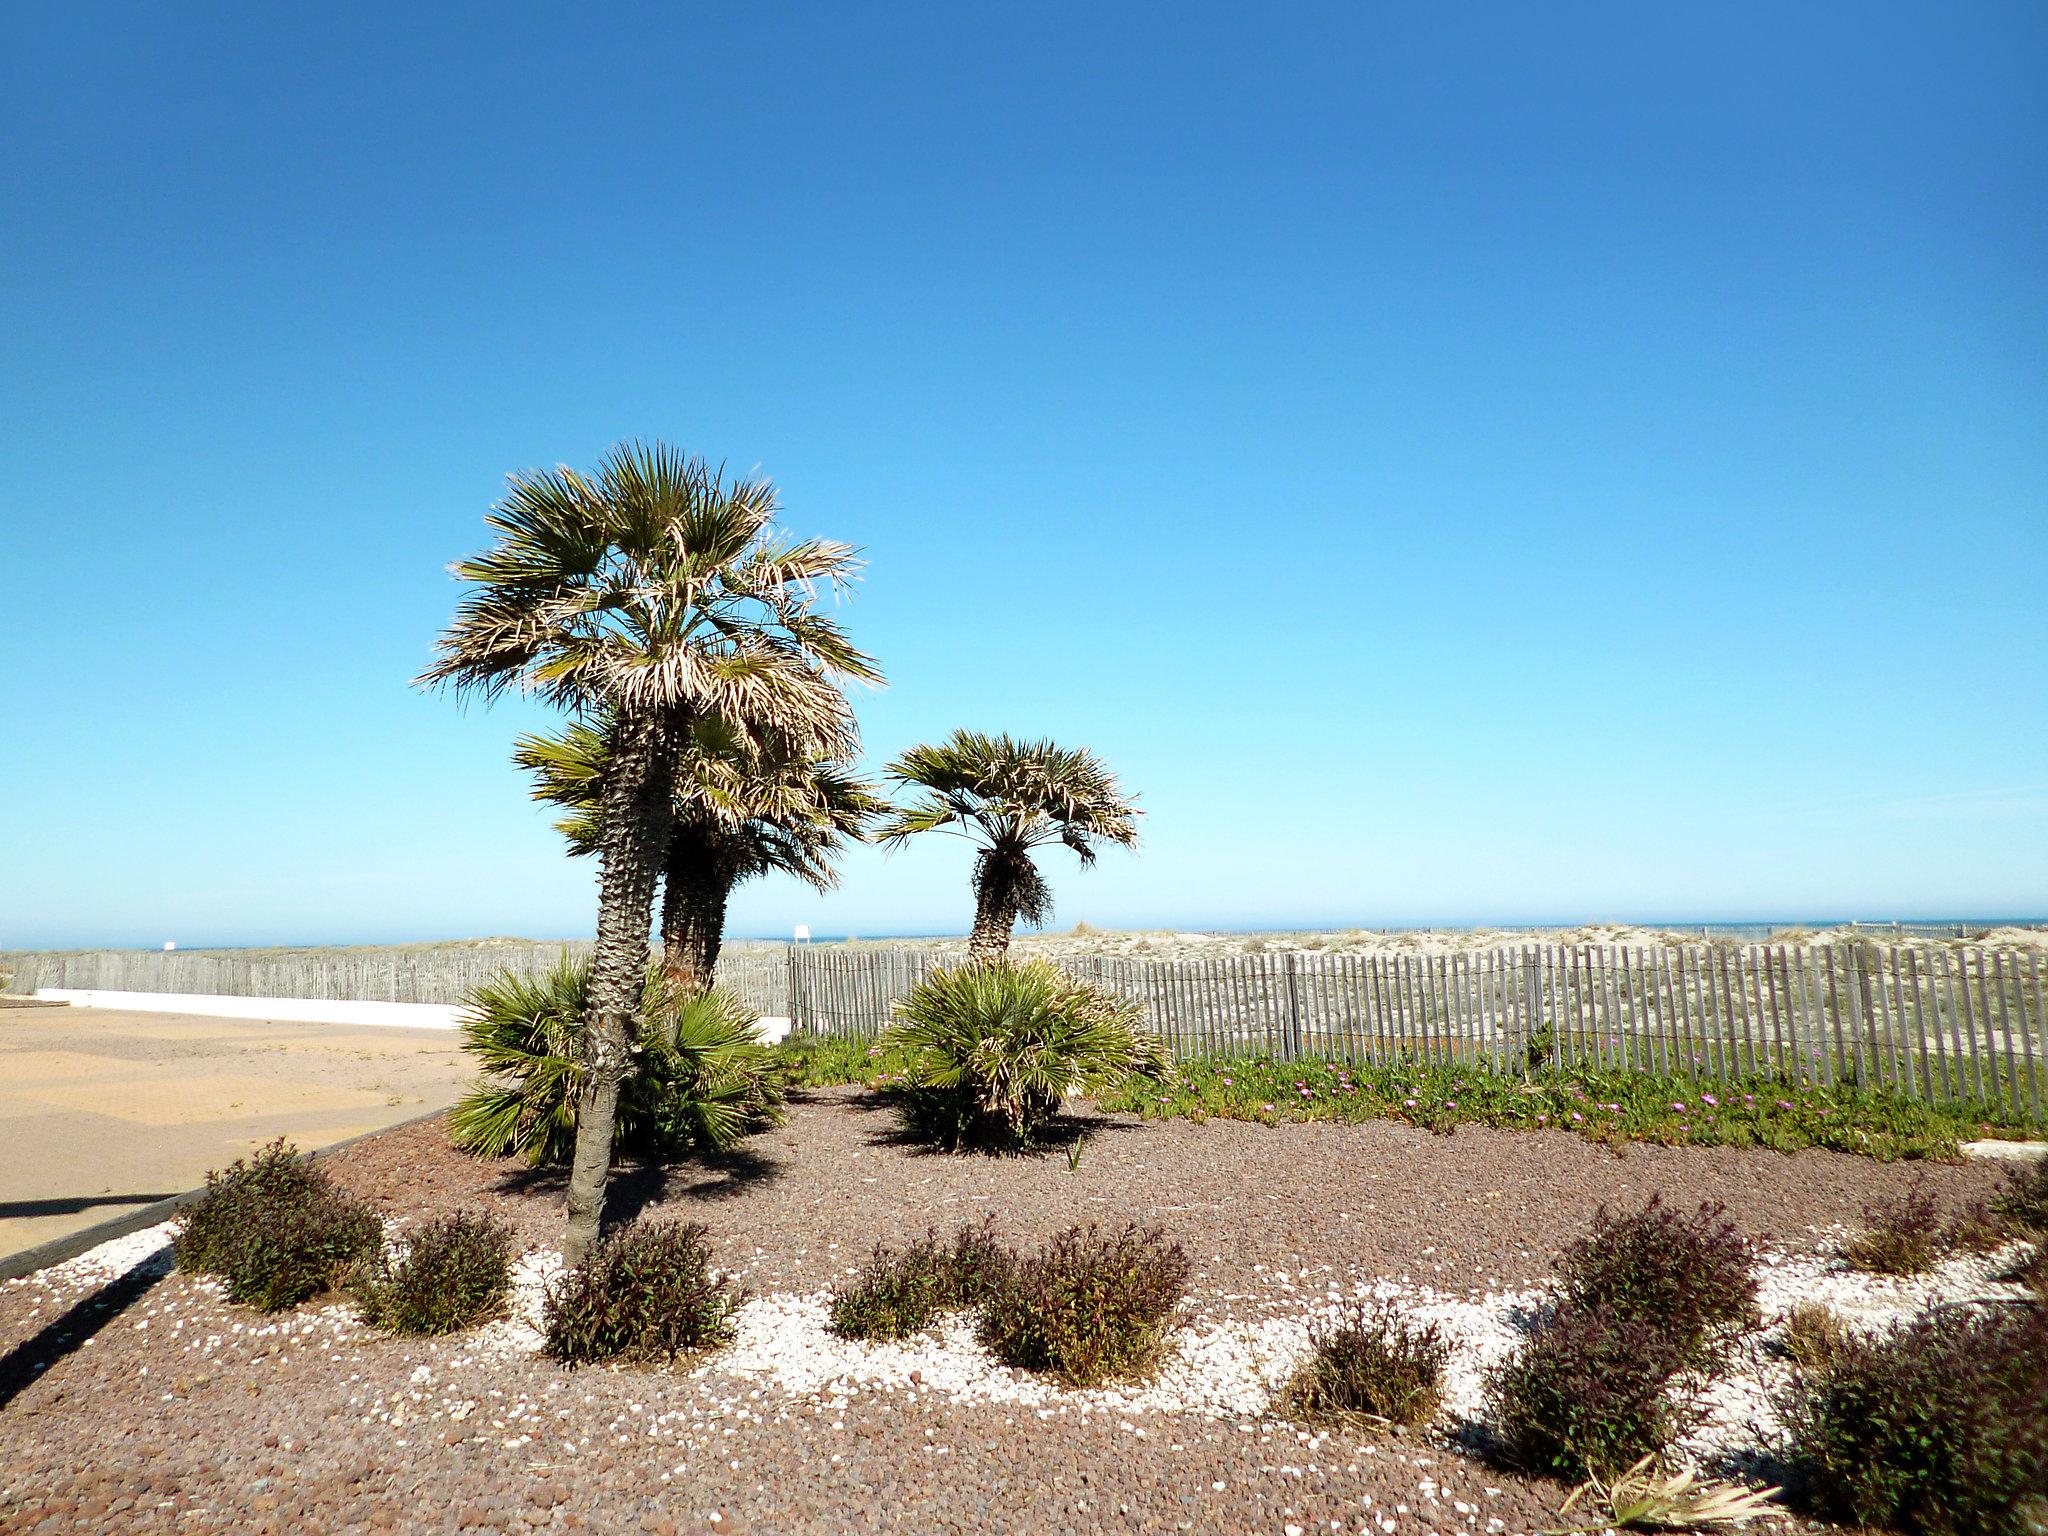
[883,960,1168,1149]
[449,959,783,1167]
[877,731,1139,962]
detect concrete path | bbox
[0,1003,472,1262]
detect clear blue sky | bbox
[3,3,2043,949]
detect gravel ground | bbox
[0,1087,2033,1536]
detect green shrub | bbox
[829,1220,1014,1341]
[1785,1304,2048,1536]
[1486,1303,1697,1482]
[978,1222,1190,1386]
[1844,1182,1945,1275]
[354,1212,515,1335]
[883,960,1167,1149]
[1281,1303,1449,1428]
[1554,1196,1758,1363]
[449,961,783,1166]
[1994,1157,2048,1234]
[543,1220,739,1366]
[175,1140,382,1312]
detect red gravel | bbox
[0,1087,2014,1536]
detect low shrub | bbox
[1485,1303,1698,1483]
[774,1033,898,1089]
[978,1223,1190,1386]
[1843,1182,1945,1275]
[175,1140,383,1311]
[450,962,783,1167]
[1280,1303,1449,1429]
[354,1212,515,1335]
[1784,1303,2048,1536]
[883,961,1168,1149]
[543,1220,739,1366]
[828,1221,1014,1341]
[1994,1157,2048,1234]
[1554,1196,1758,1362]
[1779,1302,1854,1377]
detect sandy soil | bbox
[0,1007,471,1261]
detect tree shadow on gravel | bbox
[488,1146,786,1230]
[0,1248,172,1413]
[838,1089,1148,1159]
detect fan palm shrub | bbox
[516,711,883,996]
[419,441,877,1263]
[876,731,1138,963]
[449,959,783,1167]
[882,959,1167,1148]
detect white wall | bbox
[34,988,794,1041]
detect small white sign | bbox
[793,924,811,943]
[163,941,177,952]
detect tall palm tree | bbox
[515,711,885,995]
[419,442,878,1263]
[876,730,1140,963]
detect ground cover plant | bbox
[543,1219,740,1366]
[1784,1303,2048,1536]
[977,1222,1190,1386]
[354,1212,515,1335]
[1093,1056,2035,1159]
[1552,1196,1758,1363]
[828,1221,1014,1340]
[450,960,784,1166]
[883,959,1168,1149]
[1485,1302,1700,1483]
[175,1139,383,1312]
[1280,1302,1449,1429]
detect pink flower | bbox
[1298,1087,1313,1097]
[1671,1102,1688,1113]
[1701,1094,1719,1106]
[1261,1103,1275,1112]
[1536,1113,1548,1123]
[1220,1077,1233,1086]
[1444,1099,1457,1109]
[1404,1098,1418,1108]
[1570,1111,1583,1122]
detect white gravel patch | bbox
[22,1220,179,1288]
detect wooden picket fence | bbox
[10,940,2044,1120]
[787,944,2048,1122]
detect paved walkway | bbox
[0,1003,472,1261]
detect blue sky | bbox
[3,2,2043,949]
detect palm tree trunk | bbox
[659,826,730,1000]
[564,711,674,1268]
[966,874,1015,965]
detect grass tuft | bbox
[1280,1303,1448,1429]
